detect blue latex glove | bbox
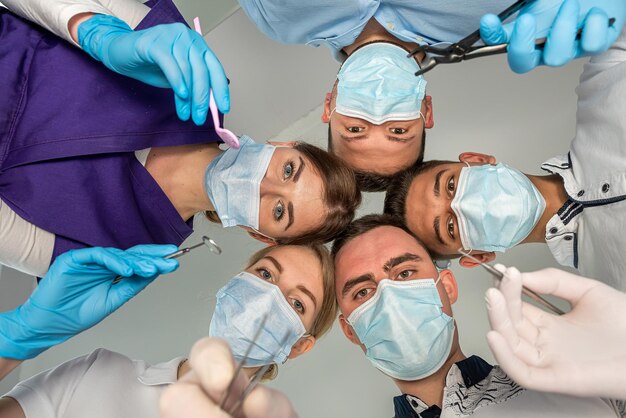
[77,14,230,125]
[0,245,179,360]
[480,0,626,73]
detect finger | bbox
[160,381,231,418]
[500,266,524,326]
[508,13,542,73]
[480,13,511,45]
[188,337,247,403]
[189,42,210,125]
[69,248,133,277]
[109,252,159,277]
[518,268,599,304]
[171,30,194,104]
[125,244,179,257]
[148,46,189,101]
[203,48,230,114]
[543,0,579,67]
[487,331,556,392]
[243,386,298,418]
[580,7,609,53]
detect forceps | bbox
[219,314,291,417]
[459,250,565,315]
[111,235,222,284]
[408,0,615,76]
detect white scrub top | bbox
[541,25,626,291]
[2,349,185,418]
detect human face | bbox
[405,160,496,258]
[323,89,433,176]
[245,246,324,331]
[334,226,451,320]
[258,148,325,241]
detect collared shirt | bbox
[393,356,624,418]
[2,349,185,418]
[237,0,513,61]
[540,26,626,291]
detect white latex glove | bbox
[485,266,626,399]
[160,338,298,418]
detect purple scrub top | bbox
[0,0,223,263]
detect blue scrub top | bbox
[0,0,222,262]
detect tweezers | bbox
[219,314,291,416]
[408,0,615,76]
[112,235,222,284]
[459,250,565,315]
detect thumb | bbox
[480,13,511,44]
[109,274,159,307]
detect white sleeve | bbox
[0,198,53,278]
[0,0,150,45]
[2,350,105,418]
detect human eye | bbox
[390,127,407,135]
[447,217,455,240]
[291,298,305,314]
[274,201,285,221]
[395,269,417,281]
[282,160,294,180]
[255,267,273,281]
[353,287,374,301]
[447,176,455,194]
[347,126,365,134]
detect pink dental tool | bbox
[193,17,240,149]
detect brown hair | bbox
[245,243,337,380]
[206,142,361,243]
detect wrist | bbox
[69,12,96,44]
[76,14,133,62]
[0,309,41,360]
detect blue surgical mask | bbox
[347,277,455,381]
[451,163,546,253]
[204,135,275,230]
[208,272,307,367]
[335,42,427,124]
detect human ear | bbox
[423,95,434,129]
[246,230,277,246]
[459,252,496,268]
[338,314,361,346]
[438,269,458,305]
[458,152,497,165]
[287,335,316,360]
[321,93,332,123]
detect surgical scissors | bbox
[111,235,222,284]
[219,314,291,417]
[459,250,565,315]
[408,0,615,76]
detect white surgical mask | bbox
[347,277,455,381]
[451,163,546,252]
[335,42,427,124]
[209,272,307,367]
[204,135,275,230]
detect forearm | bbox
[0,358,22,381]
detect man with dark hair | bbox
[331,214,623,418]
[384,24,626,292]
[237,0,623,189]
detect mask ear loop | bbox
[455,161,473,255]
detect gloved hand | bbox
[160,337,298,418]
[480,0,626,73]
[0,244,179,360]
[485,266,626,399]
[77,14,230,125]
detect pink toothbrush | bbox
[193,17,240,149]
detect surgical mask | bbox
[204,135,275,230]
[451,163,546,253]
[347,277,455,381]
[335,42,427,124]
[209,272,307,367]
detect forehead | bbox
[334,226,430,284]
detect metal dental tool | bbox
[112,235,222,284]
[407,0,615,76]
[219,314,292,416]
[459,250,566,315]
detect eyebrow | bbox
[341,273,376,298]
[434,169,445,198]
[383,253,422,272]
[263,256,282,273]
[293,156,305,183]
[386,135,416,143]
[339,134,367,142]
[433,216,446,246]
[297,285,318,310]
[284,157,304,231]
[285,201,294,231]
